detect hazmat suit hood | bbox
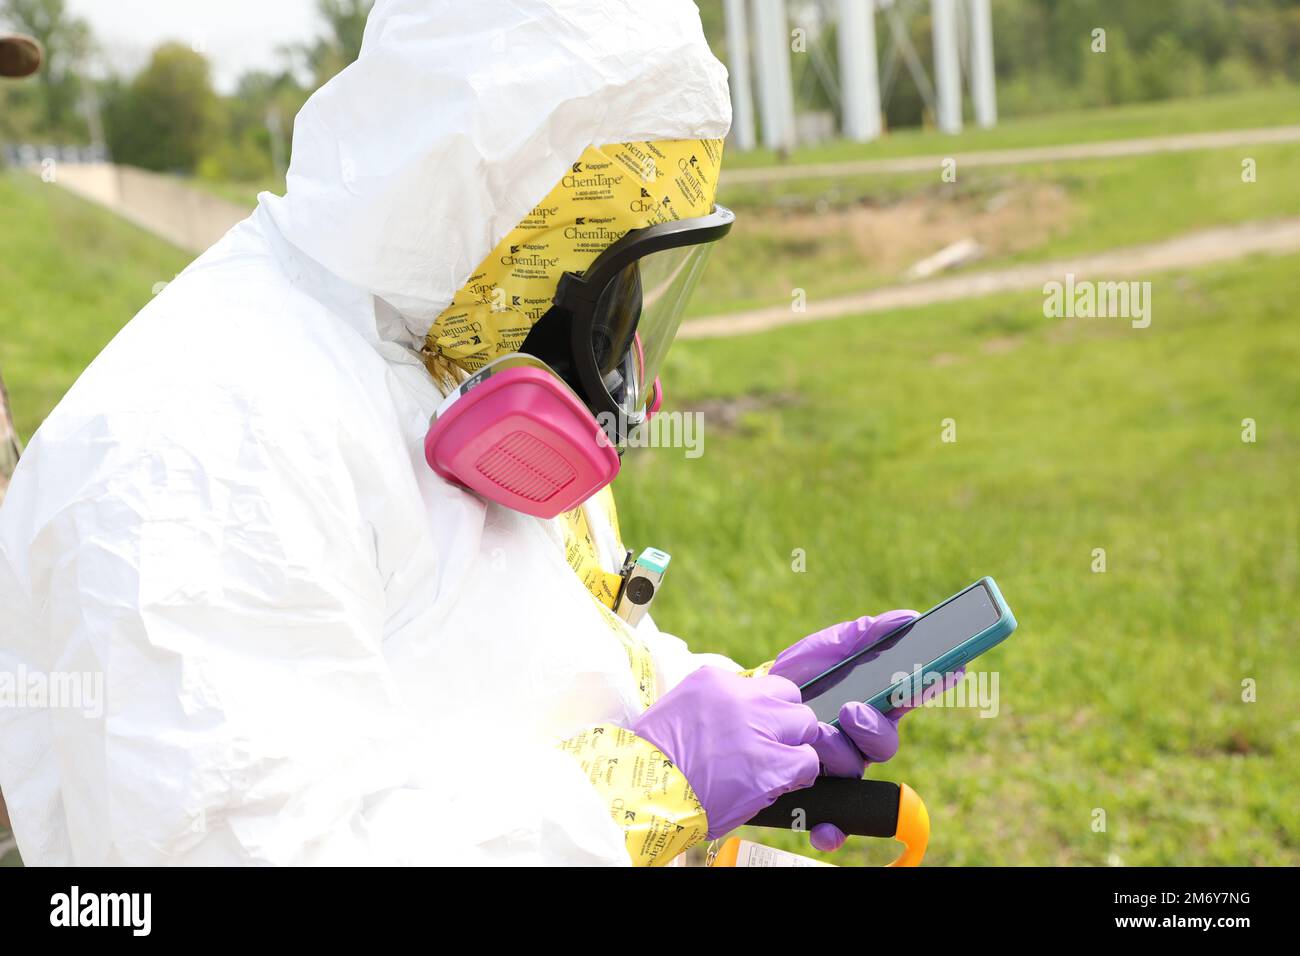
[264,0,731,340]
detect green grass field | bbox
[619,251,1300,865]
[0,172,192,442]
[724,84,1300,169]
[701,141,1300,317]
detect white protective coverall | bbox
[0,0,739,865]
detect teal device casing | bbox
[799,576,1017,722]
[636,547,671,575]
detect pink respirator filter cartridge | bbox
[424,364,620,518]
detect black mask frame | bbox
[520,204,735,444]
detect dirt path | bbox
[724,125,1300,185]
[681,217,1300,340]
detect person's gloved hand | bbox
[768,610,964,852]
[629,666,821,839]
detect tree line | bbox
[0,0,371,184]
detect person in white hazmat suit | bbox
[0,0,924,865]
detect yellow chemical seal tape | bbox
[558,723,708,867]
[425,139,724,376]
[557,492,658,710]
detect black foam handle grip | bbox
[745,777,901,838]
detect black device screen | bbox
[801,583,1000,722]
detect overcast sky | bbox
[67,0,326,92]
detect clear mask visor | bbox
[588,242,715,419]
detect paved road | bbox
[681,217,1300,340]
[723,125,1300,185]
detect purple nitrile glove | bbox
[630,666,821,839]
[769,610,965,852]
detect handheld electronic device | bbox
[800,577,1016,723]
[614,547,671,626]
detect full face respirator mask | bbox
[424,204,734,518]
